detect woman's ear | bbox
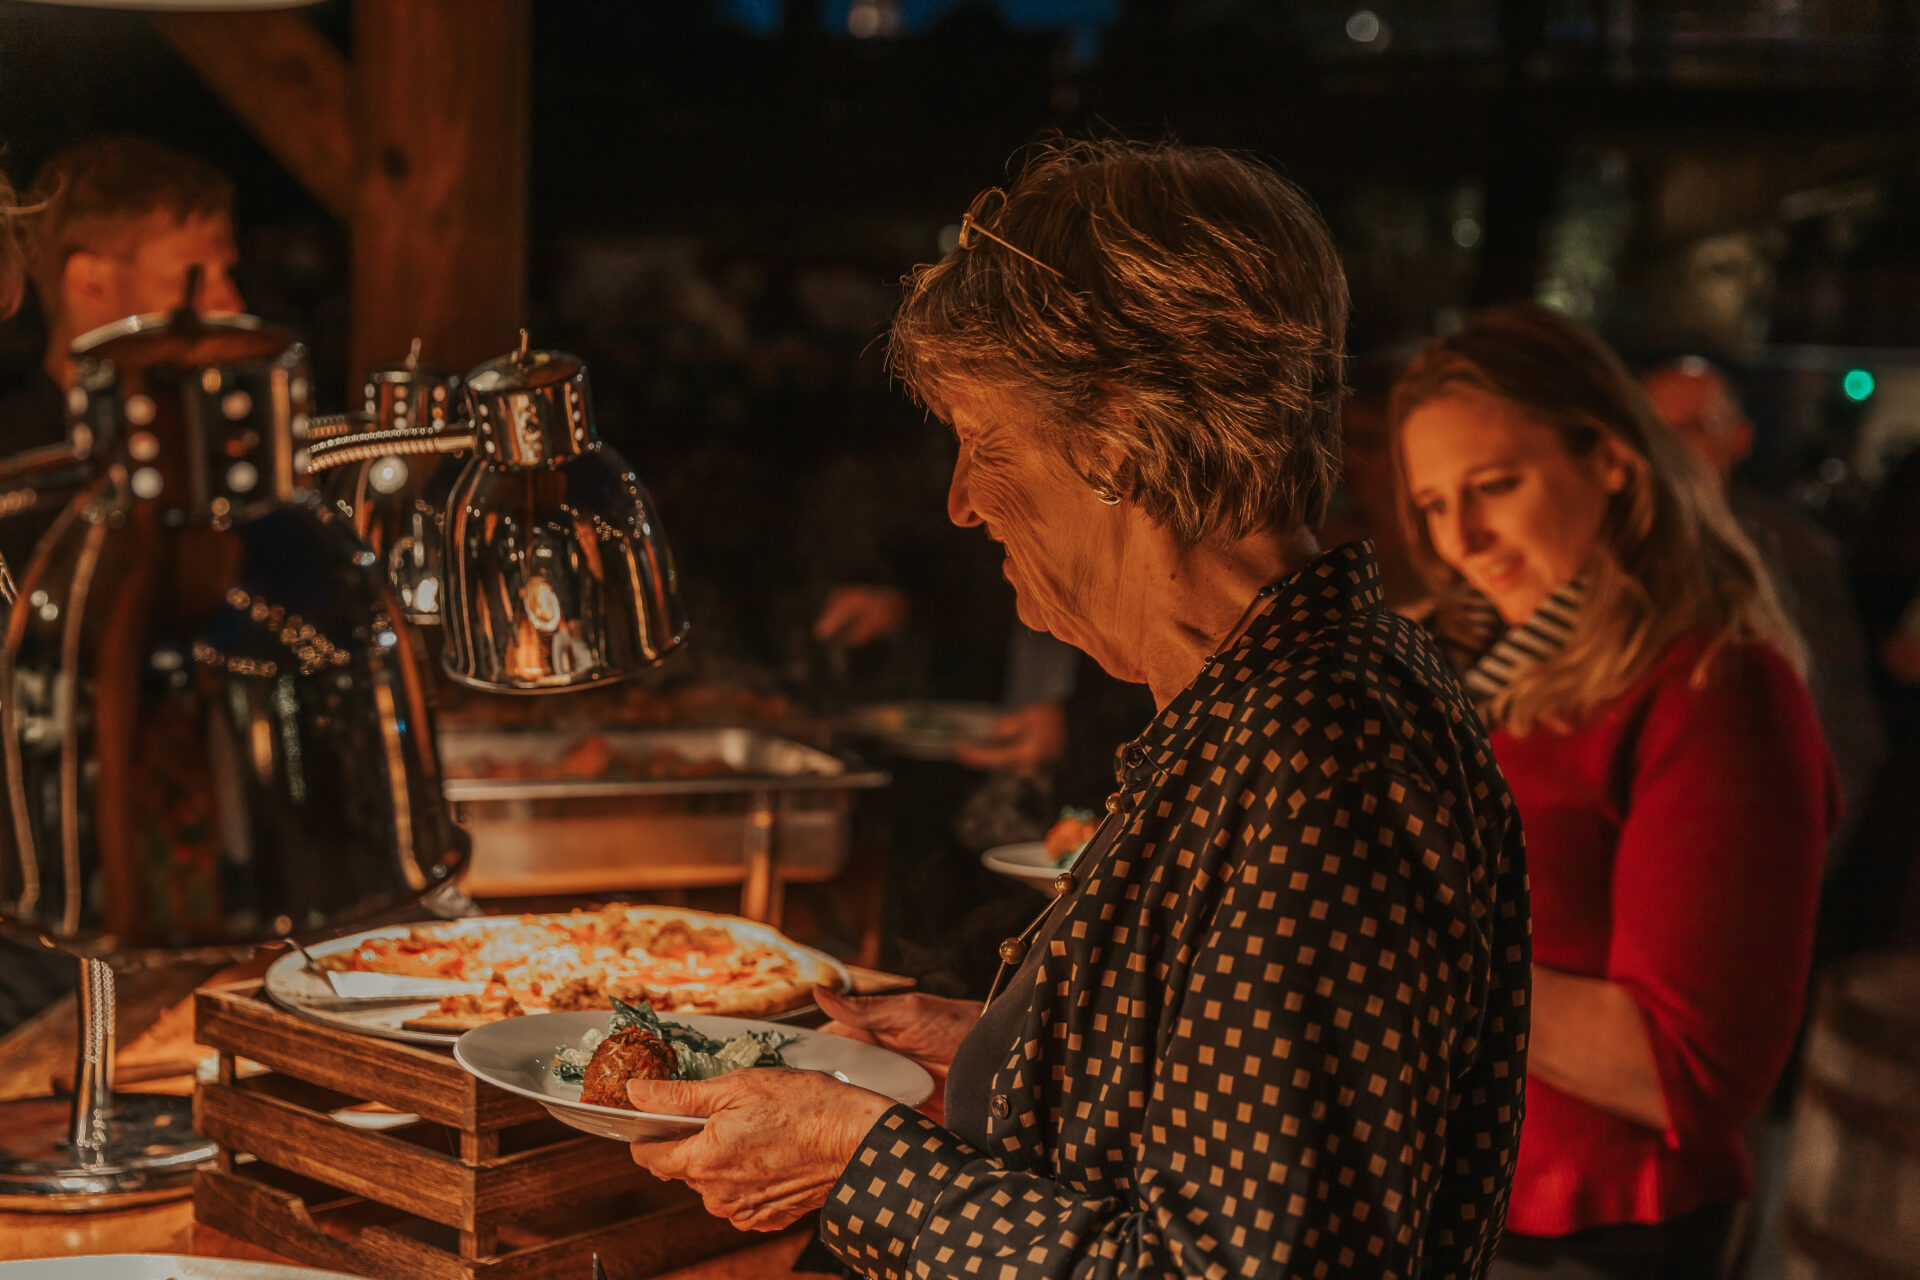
[1081,384,1138,497]
[1595,435,1638,496]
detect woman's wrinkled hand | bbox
[814,988,980,1124]
[627,1069,892,1232]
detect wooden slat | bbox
[193,983,545,1129]
[200,1071,662,1222]
[195,1167,475,1280]
[195,1163,765,1280]
[349,0,530,382]
[468,1131,651,1218]
[197,1080,468,1226]
[149,13,355,222]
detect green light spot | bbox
[1844,369,1876,402]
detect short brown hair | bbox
[889,138,1348,545]
[25,135,234,320]
[1389,303,1804,732]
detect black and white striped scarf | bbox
[1431,579,1587,708]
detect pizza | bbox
[316,905,843,1033]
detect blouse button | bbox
[990,1094,1010,1119]
[1103,793,1122,814]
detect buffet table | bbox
[0,955,908,1275]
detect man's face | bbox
[68,211,242,336]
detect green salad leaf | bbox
[554,997,797,1086]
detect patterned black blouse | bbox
[820,542,1531,1279]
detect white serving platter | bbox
[263,907,852,1046]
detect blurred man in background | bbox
[27,135,242,392]
[0,136,240,468]
[1643,357,1883,851]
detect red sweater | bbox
[1494,628,1836,1236]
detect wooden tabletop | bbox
[0,956,909,1273]
[0,1207,813,1276]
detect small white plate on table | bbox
[0,1257,362,1279]
[981,841,1078,893]
[453,1011,933,1143]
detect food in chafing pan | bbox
[441,732,745,782]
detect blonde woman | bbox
[1392,303,1836,1278]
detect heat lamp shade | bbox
[0,311,469,959]
[440,443,689,693]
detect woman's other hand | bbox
[627,1070,891,1232]
[812,585,909,647]
[953,700,1067,776]
[814,988,979,1124]
[1527,963,1672,1133]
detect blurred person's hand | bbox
[1885,629,1920,684]
[954,700,1067,777]
[812,585,909,647]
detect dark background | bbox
[0,0,1916,678]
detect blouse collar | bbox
[1116,540,1386,787]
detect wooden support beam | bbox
[350,0,530,382]
[149,13,355,224]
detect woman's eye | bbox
[1417,500,1446,519]
[1477,476,1520,497]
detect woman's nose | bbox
[947,450,983,528]
[1438,497,1494,561]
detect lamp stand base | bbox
[0,1092,214,1211]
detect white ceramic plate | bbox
[981,840,1077,893]
[263,908,853,1046]
[843,700,1006,761]
[0,1257,361,1280]
[453,1010,933,1142]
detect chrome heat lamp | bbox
[0,278,468,1208]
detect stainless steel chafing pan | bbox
[438,727,886,919]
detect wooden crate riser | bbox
[190,982,758,1277]
[195,982,545,1129]
[196,1164,757,1280]
[196,1078,652,1228]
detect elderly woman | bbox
[626,140,1531,1279]
[1390,305,1835,1277]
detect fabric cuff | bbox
[1621,983,1709,1151]
[819,1104,978,1280]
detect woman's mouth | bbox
[1476,555,1526,591]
